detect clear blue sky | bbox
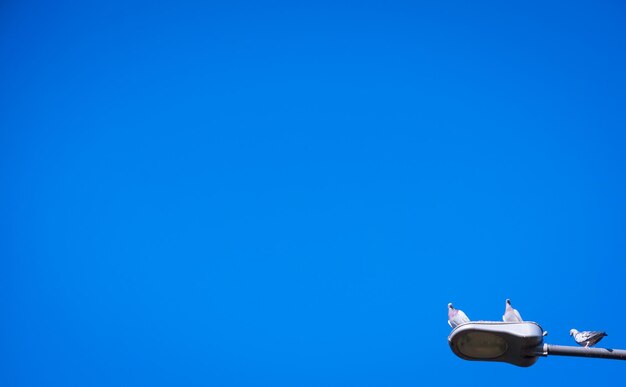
[2,1,626,386]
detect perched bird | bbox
[448,303,470,328]
[502,299,523,322]
[570,329,608,347]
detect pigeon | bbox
[448,303,470,328]
[502,299,523,322]
[570,329,608,347]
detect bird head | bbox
[569,329,577,336]
[506,299,511,305]
[448,303,453,309]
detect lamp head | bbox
[449,321,545,367]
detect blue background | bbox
[2,1,626,386]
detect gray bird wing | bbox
[457,310,470,323]
[588,332,607,346]
[576,331,607,346]
[503,309,522,322]
[449,310,470,328]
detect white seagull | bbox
[448,303,470,328]
[502,298,523,322]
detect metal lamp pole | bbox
[538,344,626,360]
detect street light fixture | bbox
[449,321,544,367]
[449,321,626,367]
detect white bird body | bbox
[570,329,607,347]
[448,303,470,328]
[502,299,523,322]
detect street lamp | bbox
[448,321,626,367]
[449,321,544,367]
